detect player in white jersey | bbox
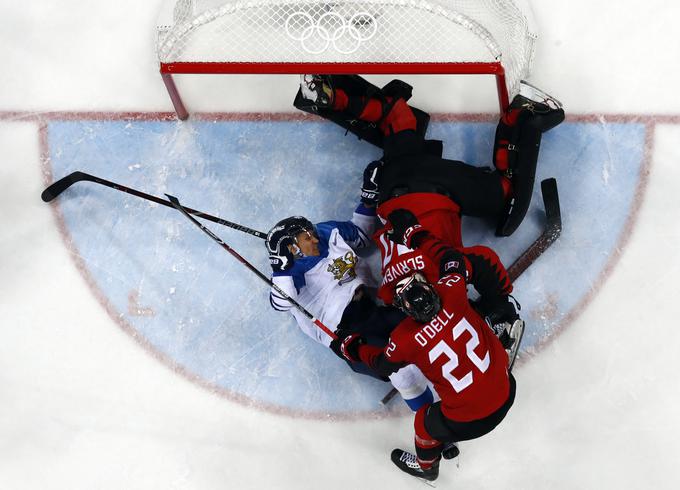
[266,198,433,411]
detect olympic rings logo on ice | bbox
[285,11,378,54]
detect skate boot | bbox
[509,80,565,132]
[298,74,334,109]
[391,449,439,482]
[441,441,460,460]
[492,316,525,370]
[504,318,525,371]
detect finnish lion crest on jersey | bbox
[327,251,358,285]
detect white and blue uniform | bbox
[269,203,432,411]
[270,204,377,346]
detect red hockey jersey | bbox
[364,272,511,421]
[375,193,462,304]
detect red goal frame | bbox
[160,62,510,120]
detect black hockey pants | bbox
[378,126,507,220]
[337,287,405,380]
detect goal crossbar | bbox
[160,62,509,120]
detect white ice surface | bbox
[2,1,680,489]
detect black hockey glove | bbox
[266,226,296,273]
[361,160,383,206]
[387,209,426,248]
[439,249,468,280]
[330,330,366,363]
[473,295,520,337]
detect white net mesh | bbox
[156,0,536,98]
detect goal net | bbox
[156,0,537,119]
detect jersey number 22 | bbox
[428,317,490,393]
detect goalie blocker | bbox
[295,75,564,237]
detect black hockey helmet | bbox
[266,216,317,258]
[393,272,441,324]
[278,216,316,238]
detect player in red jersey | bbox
[298,74,562,306]
[331,208,519,482]
[298,73,564,242]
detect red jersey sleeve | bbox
[416,233,513,298]
[357,323,415,378]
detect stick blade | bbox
[540,177,562,239]
[507,178,563,281]
[380,388,399,406]
[41,171,90,202]
[164,193,180,206]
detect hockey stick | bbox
[506,178,562,282]
[164,193,337,342]
[380,177,562,406]
[41,171,267,239]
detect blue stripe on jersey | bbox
[403,387,434,412]
[319,220,361,243]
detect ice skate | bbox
[500,318,525,370]
[391,449,439,483]
[508,80,565,132]
[517,80,563,111]
[298,74,334,109]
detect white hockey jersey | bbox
[269,205,377,346]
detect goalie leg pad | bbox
[492,111,524,173]
[293,74,429,149]
[495,124,543,236]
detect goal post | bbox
[156,0,537,120]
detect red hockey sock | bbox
[413,405,443,469]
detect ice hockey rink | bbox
[2,1,680,489]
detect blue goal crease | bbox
[47,119,646,413]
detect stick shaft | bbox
[165,193,337,341]
[42,171,267,239]
[507,178,561,281]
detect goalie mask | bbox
[393,272,441,324]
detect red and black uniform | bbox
[329,78,562,237]
[357,232,516,469]
[373,192,511,308]
[333,87,513,215]
[333,86,523,307]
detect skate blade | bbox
[518,80,563,109]
[418,477,437,488]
